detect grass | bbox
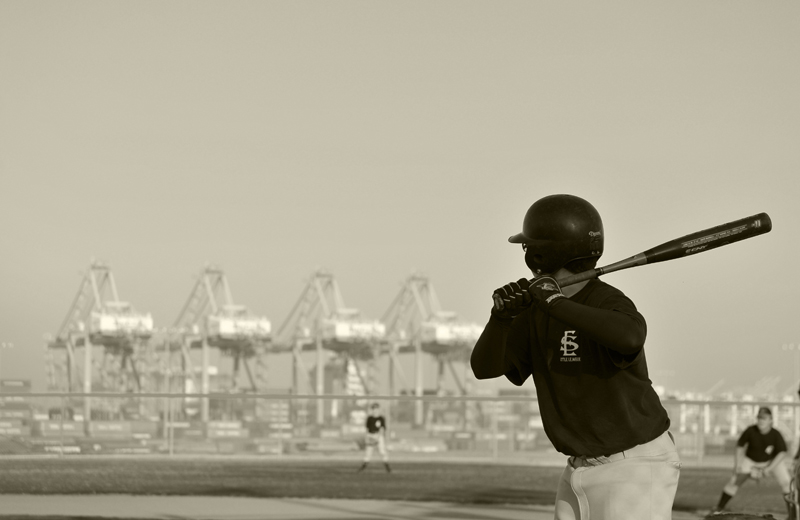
[0,457,791,517]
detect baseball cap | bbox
[757,406,772,417]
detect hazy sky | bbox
[1,1,798,396]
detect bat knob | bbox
[492,294,504,310]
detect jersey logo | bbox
[560,331,580,362]
[766,445,773,455]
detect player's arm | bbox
[765,432,789,473]
[764,450,786,474]
[527,277,646,355]
[471,315,514,379]
[471,279,531,380]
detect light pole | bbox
[0,342,14,379]
[782,343,800,439]
[782,343,800,394]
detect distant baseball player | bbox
[470,194,680,520]
[790,384,800,520]
[357,402,391,473]
[712,406,791,516]
[790,386,800,520]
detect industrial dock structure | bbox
[0,260,797,462]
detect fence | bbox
[1,392,798,465]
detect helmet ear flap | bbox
[525,248,560,275]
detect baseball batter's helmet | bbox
[509,194,604,275]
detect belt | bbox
[573,431,675,467]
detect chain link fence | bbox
[1,392,798,465]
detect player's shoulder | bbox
[590,279,629,295]
[576,280,637,307]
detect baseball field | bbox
[0,456,790,518]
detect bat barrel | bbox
[642,212,772,264]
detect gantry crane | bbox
[382,272,483,425]
[172,265,274,422]
[44,260,155,424]
[273,269,385,425]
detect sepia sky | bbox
[1,1,798,396]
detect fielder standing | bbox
[357,402,391,473]
[471,194,680,520]
[791,385,800,520]
[712,406,791,516]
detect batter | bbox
[470,194,680,520]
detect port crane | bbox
[274,269,385,425]
[382,272,483,425]
[44,260,155,423]
[171,265,274,421]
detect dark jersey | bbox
[366,415,386,434]
[501,280,669,457]
[737,425,787,462]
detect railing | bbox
[1,392,797,465]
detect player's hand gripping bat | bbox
[493,212,772,311]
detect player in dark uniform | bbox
[713,406,791,516]
[790,386,800,520]
[357,402,391,473]
[471,194,680,520]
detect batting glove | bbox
[491,278,533,320]
[528,276,566,311]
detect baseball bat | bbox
[494,212,772,310]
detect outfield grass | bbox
[0,457,790,517]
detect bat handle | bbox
[556,268,600,288]
[491,268,600,311]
